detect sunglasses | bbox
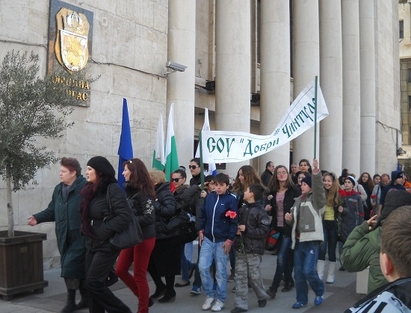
[171,177,183,182]
[188,165,198,170]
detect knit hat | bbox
[346,176,356,186]
[87,156,115,177]
[301,176,312,188]
[373,190,411,229]
[391,171,404,181]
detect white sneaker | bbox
[211,299,225,312]
[202,296,215,310]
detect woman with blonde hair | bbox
[317,172,342,284]
[147,169,181,303]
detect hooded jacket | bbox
[287,171,325,249]
[341,191,411,293]
[379,171,406,207]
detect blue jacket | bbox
[199,190,238,242]
[379,170,406,207]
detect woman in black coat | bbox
[147,169,181,303]
[265,165,301,299]
[115,158,156,313]
[80,156,132,313]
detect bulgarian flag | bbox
[196,108,217,176]
[152,112,165,171]
[165,103,179,182]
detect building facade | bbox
[0,0,401,267]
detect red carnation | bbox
[225,210,237,219]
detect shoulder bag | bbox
[106,185,143,250]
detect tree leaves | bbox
[0,50,89,190]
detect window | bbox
[400,20,404,39]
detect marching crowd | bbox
[27,156,411,313]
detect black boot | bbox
[75,288,89,310]
[158,289,176,303]
[281,278,294,292]
[61,289,76,313]
[150,284,166,299]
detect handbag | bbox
[180,219,198,243]
[105,267,118,286]
[160,210,198,243]
[106,185,143,250]
[336,212,347,243]
[265,229,280,251]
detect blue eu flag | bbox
[118,98,133,189]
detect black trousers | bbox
[85,249,131,313]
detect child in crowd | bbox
[231,184,270,313]
[198,173,238,312]
[285,159,326,309]
[345,205,411,312]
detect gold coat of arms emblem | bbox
[55,8,90,72]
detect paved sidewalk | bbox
[0,250,363,313]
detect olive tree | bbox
[0,50,88,237]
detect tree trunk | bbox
[6,164,14,237]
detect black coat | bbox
[87,183,132,252]
[124,183,156,239]
[153,182,178,240]
[234,202,270,255]
[268,186,301,237]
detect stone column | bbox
[260,0,290,169]
[359,0,376,175]
[319,0,343,174]
[215,0,251,177]
[342,0,361,176]
[167,0,196,170]
[292,0,320,163]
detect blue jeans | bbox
[294,240,324,304]
[319,220,337,262]
[270,235,292,290]
[199,237,228,302]
[181,243,194,282]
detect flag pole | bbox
[314,76,318,159]
[199,130,205,190]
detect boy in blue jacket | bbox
[198,173,238,312]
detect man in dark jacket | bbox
[260,161,274,186]
[345,205,411,312]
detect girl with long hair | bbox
[298,159,312,174]
[317,172,341,284]
[80,156,132,313]
[357,172,374,220]
[231,165,263,281]
[115,158,156,313]
[265,165,300,299]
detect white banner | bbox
[201,80,329,163]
